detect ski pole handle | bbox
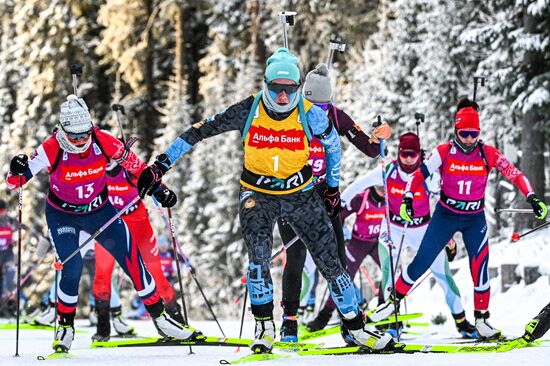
[54,195,141,269]
[494,208,533,214]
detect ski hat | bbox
[262,48,301,114]
[303,63,332,103]
[59,94,93,134]
[455,107,480,130]
[398,132,421,153]
[264,48,300,84]
[398,132,421,174]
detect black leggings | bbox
[280,182,347,316]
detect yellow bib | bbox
[241,98,314,194]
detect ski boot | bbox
[33,301,56,326]
[306,307,333,332]
[111,306,135,337]
[453,311,478,339]
[386,321,403,339]
[146,299,197,340]
[92,300,111,342]
[339,319,355,346]
[474,310,501,340]
[280,315,298,342]
[523,303,550,342]
[251,317,276,353]
[343,312,395,350]
[165,300,185,324]
[53,312,75,352]
[367,290,401,322]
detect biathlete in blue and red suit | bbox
[279,63,391,342]
[6,95,198,352]
[369,98,548,340]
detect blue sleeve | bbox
[162,137,194,169]
[307,106,341,187]
[157,96,255,169]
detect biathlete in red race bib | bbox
[6,95,198,352]
[369,98,547,340]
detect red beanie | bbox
[398,132,420,152]
[455,107,480,130]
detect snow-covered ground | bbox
[0,228,548,365]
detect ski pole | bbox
[393,222,408,279]
[376,115,401,341]
[472,76,485,102]
[53,196,140,270]
[495,208,533,214]
[407,271,431,296]
[15,175,23,357]
[270,235,300,263]
[70,63,83,96]
[278,11,297,49]
[511,221,550,242]
[166,207,193,354]
[359,265,379,295]
[151,197,226,338]
[236,276,247,353]
[112,104,127,143]
[326,38,346,71]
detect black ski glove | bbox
[153,188,177,208]
[138,154,170,198]
[10,154,29,175]
[323,186,342,218]
[445,239,457,262]
[527,194,547,220]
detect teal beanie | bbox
[264,48,300,83]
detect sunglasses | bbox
[399,150,419,159]
[66,130,92,140]
[315,103,332,111]
[267,82,300,95]
[457,130,480,139]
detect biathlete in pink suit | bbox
[345,133,474,338]
[6,95,198,352]
[369,98,548,340]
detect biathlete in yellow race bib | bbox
[241,95,314,194]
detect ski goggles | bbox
[266,82,301,95]
[457,129,480,139]
[399,150,419,159]
[63,130,92,142]
[315,103,332,111]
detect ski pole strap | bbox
[59,195,140,266]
